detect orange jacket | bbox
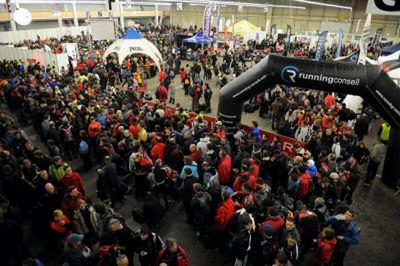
[88,120,102,138]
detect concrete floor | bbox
[7,64,400,266]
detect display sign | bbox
[366,0,400,15]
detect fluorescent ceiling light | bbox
[269,4,306,10]
[189,3,207,6]
[293,0,352,10]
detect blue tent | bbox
[182,32,214,45]
[380,43,400,56]
[122,28,143,39]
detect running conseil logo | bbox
[281,65,299,84]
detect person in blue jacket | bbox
[251,121,261,145]
[326,208,360,266]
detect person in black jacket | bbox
[133,225,164,266]
[269,150,288,193]
[101,218,136,266]
[353,114,369,141]
[229,215,253,266]
[181,168,197,224]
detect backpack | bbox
[79,140,89,154]
[63,126,74,142]
[188,85,196,97]
[184,78,190,85]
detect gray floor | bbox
[6,68,400,266]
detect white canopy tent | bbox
[103,29,163,71]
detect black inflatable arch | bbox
[218,54,400,188]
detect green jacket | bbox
[48,162,69,181]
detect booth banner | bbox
[203,3,214,37]
[366,0,400,15]
[315,31,328,61]
[373,28,383,45]
[335,28,343,58]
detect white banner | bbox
[64,43,79,68]
[358,14,372,65]
[366,0,400,15]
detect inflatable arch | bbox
[218,54,400,188]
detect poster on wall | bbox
[366,0,400,15]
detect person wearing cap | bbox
[64,233,98,266]
[156,238,189,266]
[133,224,165,266]
[214,120,226,140]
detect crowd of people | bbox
[0,24,392,266]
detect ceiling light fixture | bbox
[293,0,352,10]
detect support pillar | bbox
[72,1,78,27]
[155,4,159,27]
[382,127,400,189]
[119,2,124,29]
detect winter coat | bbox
[151,142,166,163]
[157,245,189,266]
[258,216,285,235]
[218,155,232,185]
[307,164,317,179]
[215,197,236,231]
[73,205,100,235]
[61,172,85,195]
[369,142,386,163]
[299,172,312,200]
[313,237,337,264]
[233,171,257,192]
[327,215,360,253]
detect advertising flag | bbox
[203,3,214,37]
[286,25,292,51]
[373,28,383,45]
[315,31,328,61]
[336,28,343,58]
[358,14,371,65]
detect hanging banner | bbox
[86,11,91,22]
[358,14,371,65]
[64,43,79,68]
[372,28,383,45]
[270,24,276,35]
[366,0,400,15]
[203,3,214,37]
[235,35,241,48]
[286,25,292,52]
[315,31,328,61]
[336,28,343,58]
[109,10,113,20]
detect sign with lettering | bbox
[366,0,400,15]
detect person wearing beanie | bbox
[64,234,97,266]
[253,223,279,266]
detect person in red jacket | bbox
[159,68,167,83]
[157,238,189,266]
[156,83,168,103]
[151,136,166,163]
[215,190,236,231]
[189,144,201,163]
[50,209,72,247]
[87,117,102,141]
[313,227,337,266]
[233,170,257,192]
[298,166,312,201]
[60,166,85,195]
[258,206,285,235]
[324,92,335,109]
[217,149,231,185]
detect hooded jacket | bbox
[313,237,337,264]
[215,197,236,231]
[233,171,256,192]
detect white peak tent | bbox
[103,28,164,71]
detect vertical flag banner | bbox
[373,28,383,45]
[270,24,276,35]
[109,10,113,20]
[86,11,91,22]
[315,31,328,61]
[286,25,292,52]
[336,28,343,58]
[203,3,214,37]
[358,14,371,65]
